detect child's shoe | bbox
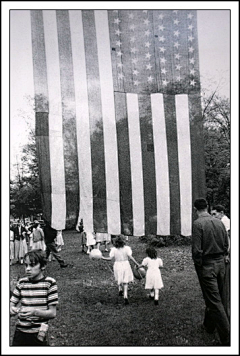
[154,300,159,305]
[124,298,129,305]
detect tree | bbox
[202,92,230,215]
[10,128,42,220]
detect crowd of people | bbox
[9,199,230,347]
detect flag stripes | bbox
[31,9,206,236]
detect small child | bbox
[138,246,164,305]
[102,235,138,305]
[10,249,58,346]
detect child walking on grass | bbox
[10,249,58,346]
[102,235,138,305]
[137,246,164,305]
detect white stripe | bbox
[151,94,170,235]
[94,10,121,235]
[69,10,94,232]
[43,10,66,230]
[127,94,145,236]
[175,94,192,236]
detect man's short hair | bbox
[194,198,208,210]
[212,204,225,213]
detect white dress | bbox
[141,257,164,290]
[110,246,133,285]
[86,232,96,246]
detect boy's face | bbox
[211,209,222,220]
[24,256,45,281]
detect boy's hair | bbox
[194,198,207,211]
[146,246,157,259]
[212,204,225,213]
[24,249,47,269]
[114,235,126,248]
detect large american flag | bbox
[31,9,206,236]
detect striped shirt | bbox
[10,276,58,333]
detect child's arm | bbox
[129,255,140,266]
[102,256,113,261]
[19,305,57,320]
[10,302,20,316]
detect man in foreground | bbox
[192,198,230,346]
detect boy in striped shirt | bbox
[10,249,58,346]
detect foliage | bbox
[202,93,230,215]
[10,129,42,220]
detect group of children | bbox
[10,234,164,346]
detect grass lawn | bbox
[10,231,222,347]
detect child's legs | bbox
[150,289,154,297]
[123,283,128,298]
[154,288,159,300]
[12,329,49,346]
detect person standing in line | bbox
[13,222,27,264]
[10,249,58,346]
[31,221,46,251]
[10,224,15,265]
[137,246,164,305]
[102,235,139,305]
[43,221,68,268]
[211,204,231,319]
[192,198,230,346]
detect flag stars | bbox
[174,42,180,48]
[133,80,140,86]
[187,13,194,19]
[158,13,164,20]
[190,69,196,75]
[128,13,134,19]
[190,79,196,86]
[147,75,154,83]
[175,53,181,60]
[188,24,194,31]
[116,40,122,47]
[159,36,165,42]
[159,47,166,53]
[145,41,151,48]
[158,25,165,31]
[145,52,152,59]
[132,58,138,64]
[188,35,194,42]
[117,50,123,57]
[161,68,167,75]
[130,47,138,54]
[174,19,180,25]
[143,10,148,13]
[115,29,122,36]
[188,46,194,53]
[160,57,167,64]
[146,63,152,70]
[145,29,151,37]
[189,58,195,64]
[176,64,182,70]
[117,62,123,68]
[176,76,181,81]
[162,79,169,86]
[118,73,124,79]
[130,36,136,43]
[133,69,139,76]
[130,24,136,31]
[173,10,178,14]
[114,18,121,24]
[144,19,150,26]
[174,30,180,37]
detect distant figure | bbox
[43,221,68,268]
[86,231,96,254]
[31,222,46,251]
[10,249,58,346]
[13,222,27,264]
[102,235,138,305]
[192,198,229,346]
[95,232,111,252]
[10,224,15,265]
[55,230,64,252]
[137,246,164,305]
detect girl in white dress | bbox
[137,246,164,305]
[102,235,138,304]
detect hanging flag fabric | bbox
[31,9,206,236]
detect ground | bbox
[10,231,222,347]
